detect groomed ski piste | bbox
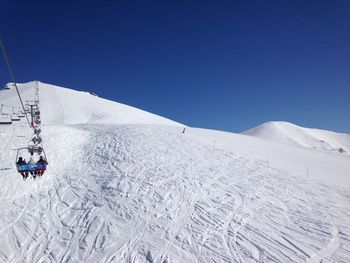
[0,81,349,263]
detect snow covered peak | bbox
[0,81,183,126]
[242,121,350,154]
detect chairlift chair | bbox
[11,114,20,121]
[11,107,21,121]
[17,112,25,118]
[0,105,12,124]
[0,114,12,124]
[15,147,48,173]
[16,107,25,118]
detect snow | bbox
[2,81,182,126]
[0,81,349,262]
[185,127,350,186]
[242,121,350,154]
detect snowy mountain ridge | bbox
[1,81,182,126]
[242,121,350,154]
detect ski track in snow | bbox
[0,123,350,263]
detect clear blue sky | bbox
[0,0,349,132]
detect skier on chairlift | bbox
[37,155,47,176]
[28,153,37,179]
[16,157,28,180]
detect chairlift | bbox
[30,135,42,145]
[0,114,12,124]
[23,107,30,113]
[15,107,25,118]
[0,40,48,178]
[11,108,21,121]
[15,147,48,173]
[0,105,12,124]
[11,114,20,121]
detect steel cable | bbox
[0,37,32,128]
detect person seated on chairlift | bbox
[37,156,47,164]
[16,157,28,180]
[16,157,25,165]
[36,155,47,176]
[28,153,37,178]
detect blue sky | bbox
[0,0,349,132]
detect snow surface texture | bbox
[0,81,349,263]
[242,121,350,154]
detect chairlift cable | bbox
[0,38,48,178]
[0,37,31,128]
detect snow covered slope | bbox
[0,82,349,262]
[1,81,182,126]
[0,123,349,263]
[242,121,350,154]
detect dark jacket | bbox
[37,159,47,164]
[16,160,26,165]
